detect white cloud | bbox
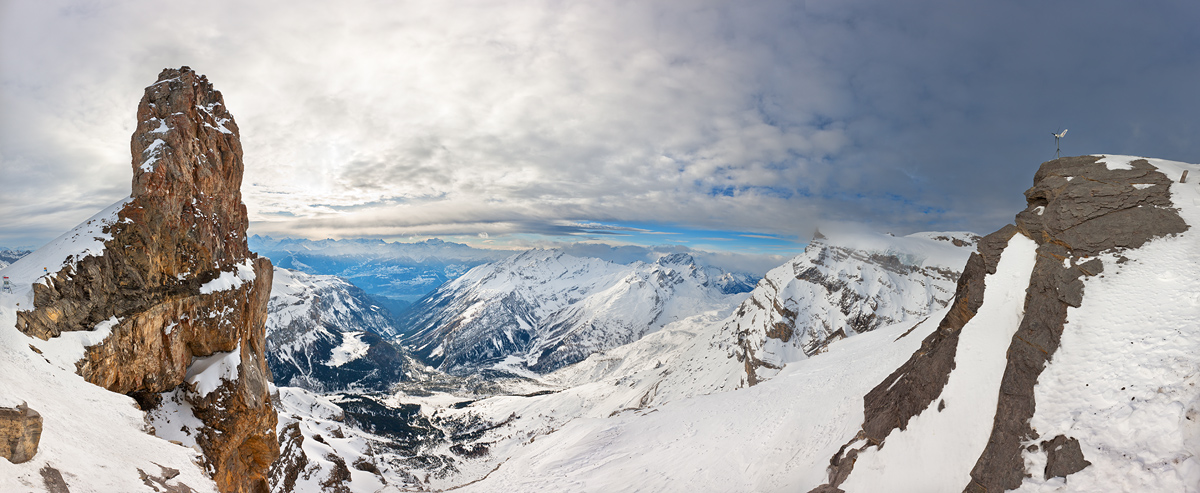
[3,0,1199,248]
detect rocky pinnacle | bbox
[15,67,278,493]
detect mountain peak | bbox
[656,252,696,266]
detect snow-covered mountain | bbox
[374,155,1200,492]
[398,249,757,374]
[266,268,418,393]
[249,236,512,304]
[0,248,31,269]
[269,229,975,491]
[728,229,977,384]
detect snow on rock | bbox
[27,316,121,372]
[1013,156,1200,492]
[1094,153,1137,170]
[265,267,409,392]
[0,197,132,299]
[185,345,241,397]
[269,386,394,493]
[198,258,256,294]
[725,229,975,385]
[0,288,217,492]
[146,387,206,451]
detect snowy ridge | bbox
[399,249,756,374]
[1,197,132,298]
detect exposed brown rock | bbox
[1041,435,1091,480]
[0,402,43,464]
[12,67,278,493]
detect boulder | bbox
[0,402,42,464]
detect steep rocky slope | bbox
[399,249,755,374]
[0,67,276,493]
[726,230,975,385]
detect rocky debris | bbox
[811,156,1187,492]
[269,422,309,493]
[966,156,1185,491]
[138,464,197,493]
[1040,435,1091,480]
[40,465,70,493]
[12,67,278,493]
[0,402,43,464]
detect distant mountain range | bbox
[397,248,757,374]
[248,235,513,305]
[0,248,31,269]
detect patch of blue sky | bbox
[577,220,807,256]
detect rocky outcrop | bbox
[0,402,42,464]
[810,156,1188,492]
[965,155,1186,491]
[13,67,277,493]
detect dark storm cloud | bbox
[2,0,1198,252]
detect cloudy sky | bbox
[2,1,1198,258]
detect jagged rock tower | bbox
[15,67,278,493]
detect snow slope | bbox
[0,198,216,492]
[839,233,1039,492]
[450,312,947,492]
[372,157,1199,492]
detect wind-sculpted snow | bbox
[399,249,756,374]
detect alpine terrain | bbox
[3,65,1198,493]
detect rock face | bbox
[13,67,277,493]
[0,402,42,464]
[810,156,1189,492]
